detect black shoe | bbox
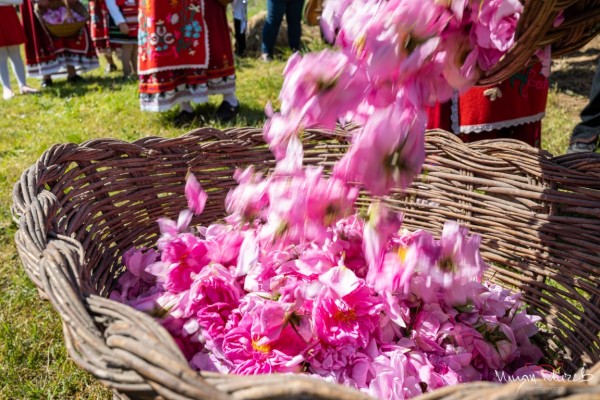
[173,110,195,127]
[67,74,84,83]
[41,78,53,88]
[216,100,240,122]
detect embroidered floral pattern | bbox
[138,0,209,74]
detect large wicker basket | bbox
[12,128,600,399]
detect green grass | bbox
[0,38,593,398]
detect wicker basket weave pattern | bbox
[12,128,600,399]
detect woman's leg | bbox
[6,45,30,91]
[234,18,246,57]
[99,48,118,73]
[0,47,12,96]
[130,44,138,77]
[121,44,133,77]
[286,0,305,52]
[261,0,287,57]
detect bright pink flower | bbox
[180,264,243,322]
[203,224,244,267]
[308,341,378,390]
[442,32,481,91]
[263,103,304,161]
[369,349,424,399]
[320,0,356,44]
[185,173,208,215]
[279,50,367,130]
[334,92,427,195]
[225,166,270,223]
[146,233,210,293]
[313,276,383,348]
[221,298,308,374]
[471,0,522,71]
[363,202,403,277]
[428,221,486,289]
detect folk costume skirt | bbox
[138,0,236,112]
[20,0,99,78]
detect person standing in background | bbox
[105,0,138,78]
[138,0,240,124]
[232,0,247,57]
[0,0,39,99]
[261,0,304,61]
[20,0,99,87]
[566,58,600,154]
[89,0,119,74]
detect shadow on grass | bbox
[551,48,600,96]
[39,74,136,98]
[156,100,267,130]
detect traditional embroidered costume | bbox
[138,0,236,112]
[20,0,99,78]
[89,0,112,49]
[106,0,139,44]
[427,63,549,148]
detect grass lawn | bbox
[0,23,598,399]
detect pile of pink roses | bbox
[110,0,550,397]
[111,171,544,399]
[42,7,86,24]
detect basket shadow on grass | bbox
[40,75,137,98]
[156,102,268,130]
[551,47,600,97]
[10,128,600,399]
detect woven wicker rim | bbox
[479,0,600,85]
[12,128,600,399]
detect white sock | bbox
[180,101,193,113]
[223,93,239,107]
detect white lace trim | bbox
[458,112,546,134]
[138,0,209,75]
[26,55,99,78]
[140,86,209,112]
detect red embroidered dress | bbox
[89,0,112,49]
[20,0,99,78]
[427,63,549,148]
[138,0,235,112]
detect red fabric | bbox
[0,6,26,47]
[139,0,235,104]
[204,0,235,79]
[427,64,548,148]
[116,1,139,38]
[89,0,111,49]
[138,0,209,75]
[20,0,98,75]
[458,63,548,129]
